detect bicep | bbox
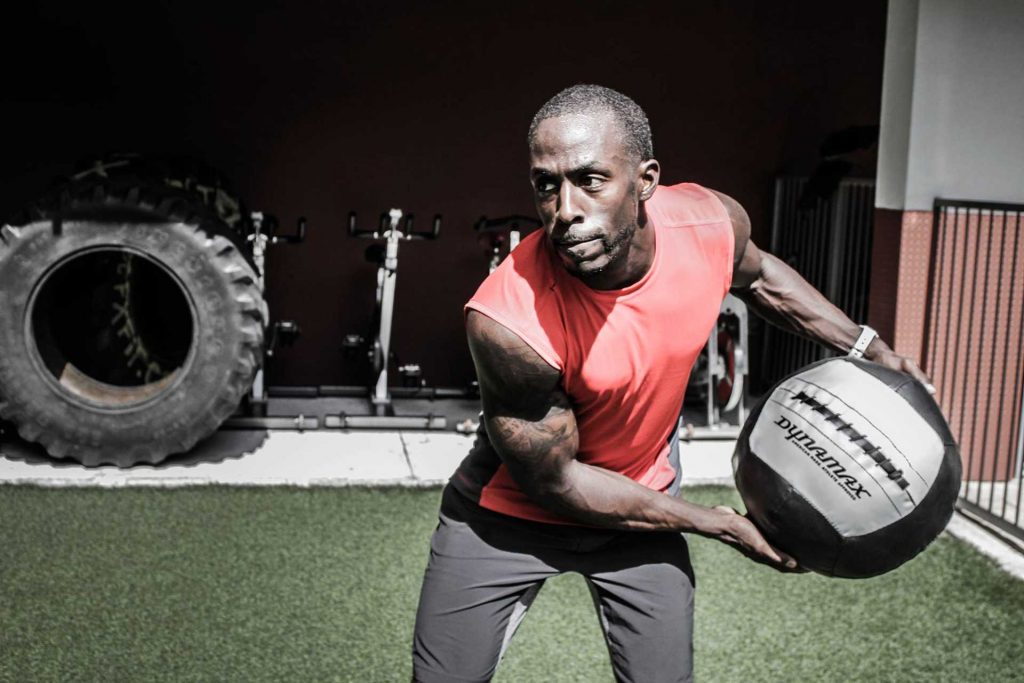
[710,189,763,289]
[466,311,579,493]
[732,236,765,290]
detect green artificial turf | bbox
[1,485,1022,682]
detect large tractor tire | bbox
[0,158,266,466]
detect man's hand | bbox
[712,506,806,573]
[866,341,937,395]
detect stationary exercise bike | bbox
[222,211,315,430]
[326,208,447,429]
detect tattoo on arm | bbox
[466,311,578,499]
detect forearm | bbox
[507,452,728,535]
[500,438,795,569]
[485,406,728,533]
[734,252,891,359]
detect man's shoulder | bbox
[647,182,732,228]
[465,229,567,372]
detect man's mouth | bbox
[556,236,601,247]
[558,237,603,260]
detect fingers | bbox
[736,539,803,573]
[749,543,804,573]
[876,350,936,395]
[744,526,782,564]
[717,508,803,573]
[751,536,800,572]
[901,357,936,395]
[771,547,805,573]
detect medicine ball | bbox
[732,357,961,578]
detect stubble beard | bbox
[571,216,638,279]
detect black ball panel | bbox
[893,371,960,448]
[833,441,961,578]
[734,447,843,575]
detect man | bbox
[412,84,930,682]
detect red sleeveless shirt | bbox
[453,183,734,524]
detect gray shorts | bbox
[412,485,696,683]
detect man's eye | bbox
[536,180,557,194]
[580,176,605,189]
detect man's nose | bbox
[556,183,584,225]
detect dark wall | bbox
[1,0,887,389]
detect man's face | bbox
[529,112,646,280]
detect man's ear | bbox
[637,159,660,201]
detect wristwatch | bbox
[848,325,878,359]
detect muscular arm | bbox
[713,190,933,388]
[466,310,797,569]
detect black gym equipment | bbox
[0,154,269,466]
[0,158,479,467]
[323,208,447,430]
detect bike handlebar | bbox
[249,211,307,244]
[348,210,441,239]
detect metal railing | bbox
[762,177,876,385]
[922,198,1024,540]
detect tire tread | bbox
[0,166,266,467]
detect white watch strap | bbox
[848,325,878,359]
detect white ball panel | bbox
[746,361,945,538]
[787,361,944,492]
